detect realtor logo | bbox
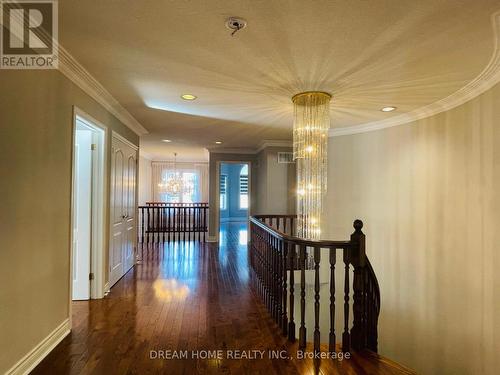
[1,0,58,69]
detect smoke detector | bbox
[225,17,247,36]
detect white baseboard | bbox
[207,235,218,242]
[103,281,110,295]
[6,318,70,375]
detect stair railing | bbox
[249,215,380,353]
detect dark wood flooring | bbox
[32,222,416,375]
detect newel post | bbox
[350,219,366,350]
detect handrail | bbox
[249,214,380,354]
[250,215,351,249]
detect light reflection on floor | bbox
[138,220,250,302]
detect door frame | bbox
[69,107,107,322]
[215,160,252,240]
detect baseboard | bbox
[6,318,70,375]
[103,281,110,295]
[207,235,218,242]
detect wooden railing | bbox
[249,214,380,354]
[138,203,208,243]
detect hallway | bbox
[32,222,413,374]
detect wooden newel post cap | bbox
[353,219,363,233]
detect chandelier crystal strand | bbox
[292,92,331,240]
[158,152,192,197]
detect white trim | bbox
[256,140,293,153]
[112,131,139,151]
[5,319,70,375]
[103,281,110,295]
[71,107,108,310]
[329,11,500,137]
[207,141,293,155]
[207,147,258,154]
[58,46,148,136]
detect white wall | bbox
[324,82,500,375]
[138,156,152,205]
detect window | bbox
[220,174,227,210]
[239,164,248,209]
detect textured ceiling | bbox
[59,0,500,159]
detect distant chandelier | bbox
[158,153,192,196]
[293,91,332,240]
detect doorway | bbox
[219,162,250,241]
[71,109,106,301]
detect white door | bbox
[72,128,92,300]
[109,134,137,287]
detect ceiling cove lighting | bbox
[215,141,222,144]
[381,106,397,112]
[162,139,172,143]
[181,94,197,100]
[292,91,332,240]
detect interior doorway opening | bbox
[219,163,250,239]
[71,109,106,302]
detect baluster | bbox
[313,246,321,353]
[182,207,188,242]
[299,244,306,349]
[203,207,206,241]
[141,207,145,243]
[147,207,152,244]
[329,248,336,353]
[342,247,351,352]
[168,207,172,242]
[282,240,288,336]
[288,243,296,341]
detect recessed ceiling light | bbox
[215,141,222,144]
[162,139,172,143]
[381,106,397,112]
[181,94,197,101]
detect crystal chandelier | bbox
[158,153,192,197]
[292,91,332,240]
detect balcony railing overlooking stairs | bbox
[249,215,380,354]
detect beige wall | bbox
[254,147,296,215]
[0,70,138,374]
[138,156,152,205]
[324,82,500,374]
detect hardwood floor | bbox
[33,222,415,375]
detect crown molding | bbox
[330,10,500,137]
[58,45,148,136]
[207,147,258,154]
[207,140,292,155]
[256,139,293,153]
